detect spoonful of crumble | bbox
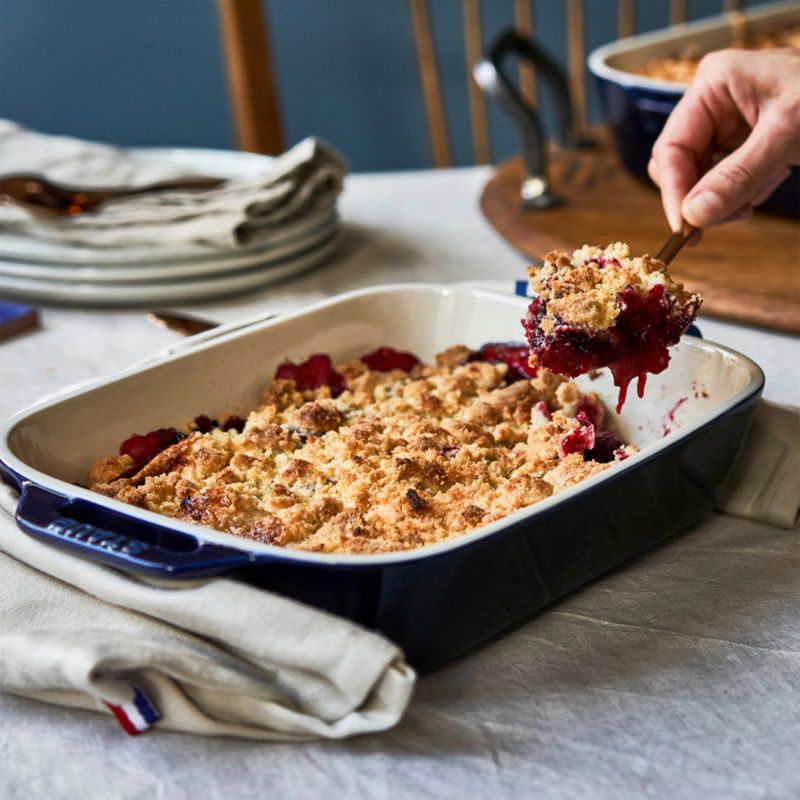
[523,241,702,413]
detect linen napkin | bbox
[0,120,346,249]
[0,482,415,740]
[717,401,800,529]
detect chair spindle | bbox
[618,0,636,38]
[409,0,452,168]
[216,0,283,155]
[514,0,537,105]
[464,0,492,164]
[566,0,587,136]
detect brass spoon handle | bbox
[147,309,281,339]
[656,223,698,265]
[147,310,219,336]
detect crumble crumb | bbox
[529,242,696,334]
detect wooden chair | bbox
[215,0,745,162]
[407,0,745,168]
[216,0,284,155]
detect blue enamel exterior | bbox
[594,75,800,219]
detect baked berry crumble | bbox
[87,343,636,554]
[524,242,701,413]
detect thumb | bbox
[681,107,796,228]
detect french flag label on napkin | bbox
[103,684,161,736]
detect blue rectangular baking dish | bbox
[587,0,800,219]
[0,285,764,671]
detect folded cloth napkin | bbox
[0,401,795,740]
[0,120,346,249]
[717,401,800,529]
[0,481,415,740]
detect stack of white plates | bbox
[0,148,343,306]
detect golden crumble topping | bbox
[524,242,702,413]
[529,242,697,335]
[88,347,635,555]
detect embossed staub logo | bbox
[48,518,150,556]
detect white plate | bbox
[0,146,338,266]
[0,216,339,283]
[0,229,342,307]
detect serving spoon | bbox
[655,223,698,265]
[147,310,221,336]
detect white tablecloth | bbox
[1,167,798,799]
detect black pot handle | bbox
[14,482,256,578]
[474,29,592,209]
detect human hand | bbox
[648,48,800,231]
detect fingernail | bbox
[684,191,724,227]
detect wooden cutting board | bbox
[480,133,800,333]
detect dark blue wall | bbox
[0,0,775,171]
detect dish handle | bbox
[474,29,593,210]
[14,483,255,578]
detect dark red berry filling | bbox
[559,422,623,464]
[533,400,551,420]
[193,414,216,434]
[220,415,246,433]
[275,354,346,397]
[361,347,420,372]
[560,424,595,456]
[120,427,184,469]
[524,285,699,413]
[193,414,246,434]
[470,342,538,382]
[585,430,624,463]
[523,297,599,377]
[575,398,603,428]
